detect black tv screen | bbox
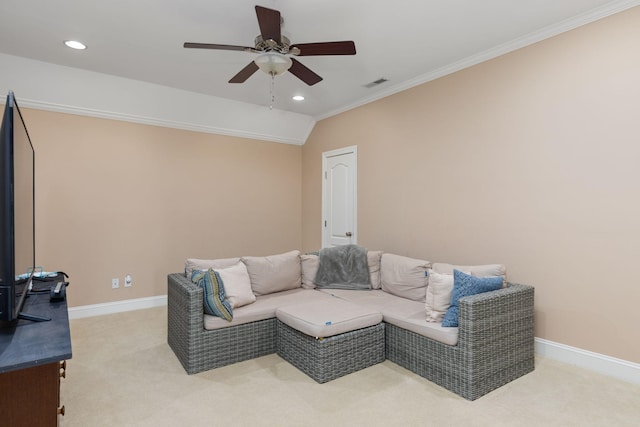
[0,91,35,323]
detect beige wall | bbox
[302,8,640,363]
[23,109,302,308]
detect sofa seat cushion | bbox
[384,310,459,346]
[317,288,397,311]
[203,289,334,330]
[318,289,459,346]
[276,297,383,338]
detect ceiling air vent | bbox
[363,78,388,88]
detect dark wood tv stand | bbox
[0,281,72,426]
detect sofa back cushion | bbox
[185,257,241,278]
[381,254,431,302]
[300,254,319,289]
[432,262,506,283]
[367,251,383,289]
[425,270,457,323]
[300,250,383,290]
[241,250,302,296]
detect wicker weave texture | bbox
[168,273,276,374]
[168,273,534,399]
[277,321,385,383]
[386,283,535,400]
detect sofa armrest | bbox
[457,283,534,353]
[167,273,205,355]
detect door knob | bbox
[346,232,352,237]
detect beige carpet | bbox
[60,307,640,426]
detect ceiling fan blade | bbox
[255,6,281,43]
[229,61,259,83]
[291,41,356,56]
[184,42,254,52]
[289,58,322,86]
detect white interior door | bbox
[322,146,357,248]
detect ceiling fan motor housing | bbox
[254,35,300,56]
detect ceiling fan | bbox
[184,5,356,86]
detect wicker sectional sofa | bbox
[167,250,534,401]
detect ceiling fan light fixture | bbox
[254,52,292,76]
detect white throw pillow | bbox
[214,262,256,308]
[424,269,468,323]
[380,253,431,302]
[425,270,454,323]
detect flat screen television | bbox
[0,91,36,324]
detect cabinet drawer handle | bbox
[59,360,67,378]
[57,405,66,416]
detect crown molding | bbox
[0,53,315,146]
[18,98,312,146]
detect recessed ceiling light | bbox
[292,95,305,101]
[64,40,87,50]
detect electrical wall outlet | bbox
[124,274,132,287]
[112,278,119,289]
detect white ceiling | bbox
[0,0,636,121]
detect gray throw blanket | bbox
[314,244,371,290]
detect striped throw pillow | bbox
[191,269,233,321]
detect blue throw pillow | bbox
[191,269,233,321]
[441,269,503,327]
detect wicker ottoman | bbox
[276,298,385,383]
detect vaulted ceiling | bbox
[0,1,636,143]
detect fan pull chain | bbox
[269,74,275,110]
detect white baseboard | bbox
[535,338,640,385]
[67,297,639,385]
[68,295,167,320]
